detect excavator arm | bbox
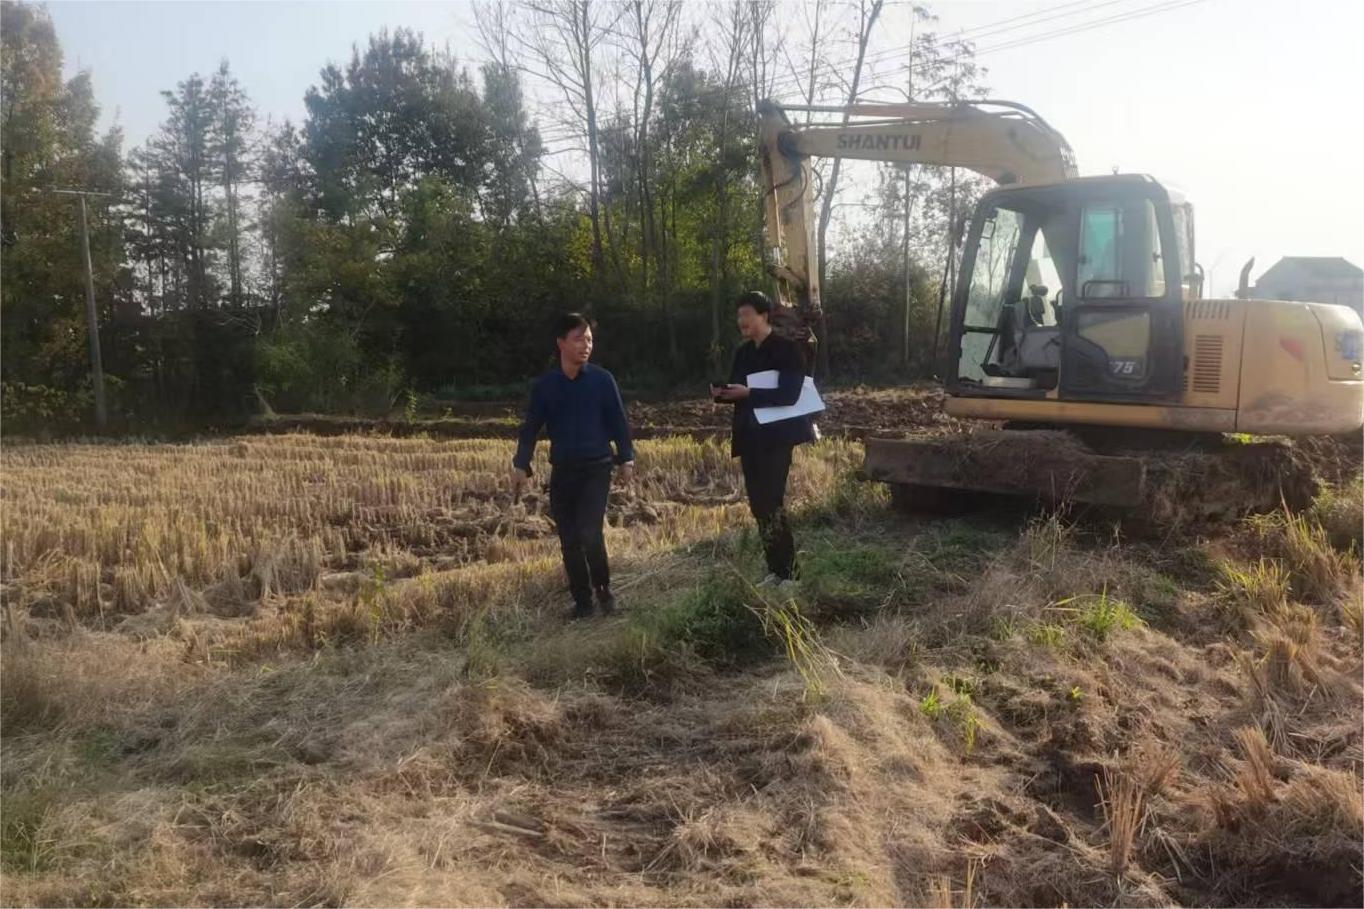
[757,99,1078,342]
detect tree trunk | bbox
[222,122,243,308]
[815,0,884,378]
[578,1,605,281]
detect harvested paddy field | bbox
[1,426,1361,907]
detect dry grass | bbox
[1231,725,1279,806]
[1096,766,1146,876]
[1309,475,1364,553]
[919,860,978,908]
[1128,738,1181,797]
[1216,558,1291,624]
[1245,505,1361,606]
[1,430,1360,908]
[0,435,846,619]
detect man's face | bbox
[557,325,593,365]
[736,305,765,341]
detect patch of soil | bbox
[251,385,958,442]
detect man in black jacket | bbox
[713,291,815,586]
[512,313,635,619]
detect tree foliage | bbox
[1,0,984,430]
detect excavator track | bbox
[863,428,1320,529]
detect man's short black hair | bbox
[736,290,772,316]
[553,312,592,339]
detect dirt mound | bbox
[251,384,956,443]
[1140,438,1319,527]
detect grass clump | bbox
[1246,507,1359,605]
[749,591,840,701]
[638,572,771,668]
[946,695,980,755]
[902,522,1010,605]
[802,463,890,524]
[918,689,944,719]
[1215,559,1290,625]
[1057,589,1143,642]
[1308,476,1363,554]
[798,533,902,615]
[1096,766,1145,876]
[1026,622,1067,649]
[919,685,980,754]
[0,788,58,873]
[0,648,64,734]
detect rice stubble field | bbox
[1,411,1362,907]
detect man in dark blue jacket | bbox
[713,291,816,587]
[512,313,635,619]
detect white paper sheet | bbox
[745,370,825,425]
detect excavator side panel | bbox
[1179,299,1246,411]
[1235,299,1364,434]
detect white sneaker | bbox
[756,573,781,589]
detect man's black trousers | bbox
[549,459,613,609]
[740,443,796,580]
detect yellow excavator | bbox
[758,99,1364,520]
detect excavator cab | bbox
[949,175,1187,402]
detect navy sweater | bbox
[512,363,634,473]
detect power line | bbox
[532,0,1125,145]
[530,0,1205,152]
[845,0,1142,75]
[973,0,1208,54]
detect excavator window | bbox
[1077,200,1165,298]
[960,206,1024,384]
[959,204,1064,389]
[1172,203,1198,299]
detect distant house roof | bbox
[1258,256,1363,284]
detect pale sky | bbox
[47,0,1364,297]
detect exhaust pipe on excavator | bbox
[1235,256,1255,299]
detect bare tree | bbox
[473,0,545,224]
[705,0,751,374]
[620,0,682,361]
[813,0,883,376]
[515,0,621,281]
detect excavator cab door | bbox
[1057,188,1184,401]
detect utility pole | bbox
[51,188,112,430]
[902,11,917,372]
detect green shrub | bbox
[256,322,405,415]
[1,381,92,433]
[634,573,771,667]
[1071,590,1143,642]
[799,534,902,614]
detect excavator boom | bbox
[758,99,1078,337]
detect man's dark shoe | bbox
[596,587,616,615]
[569,602,594,621]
